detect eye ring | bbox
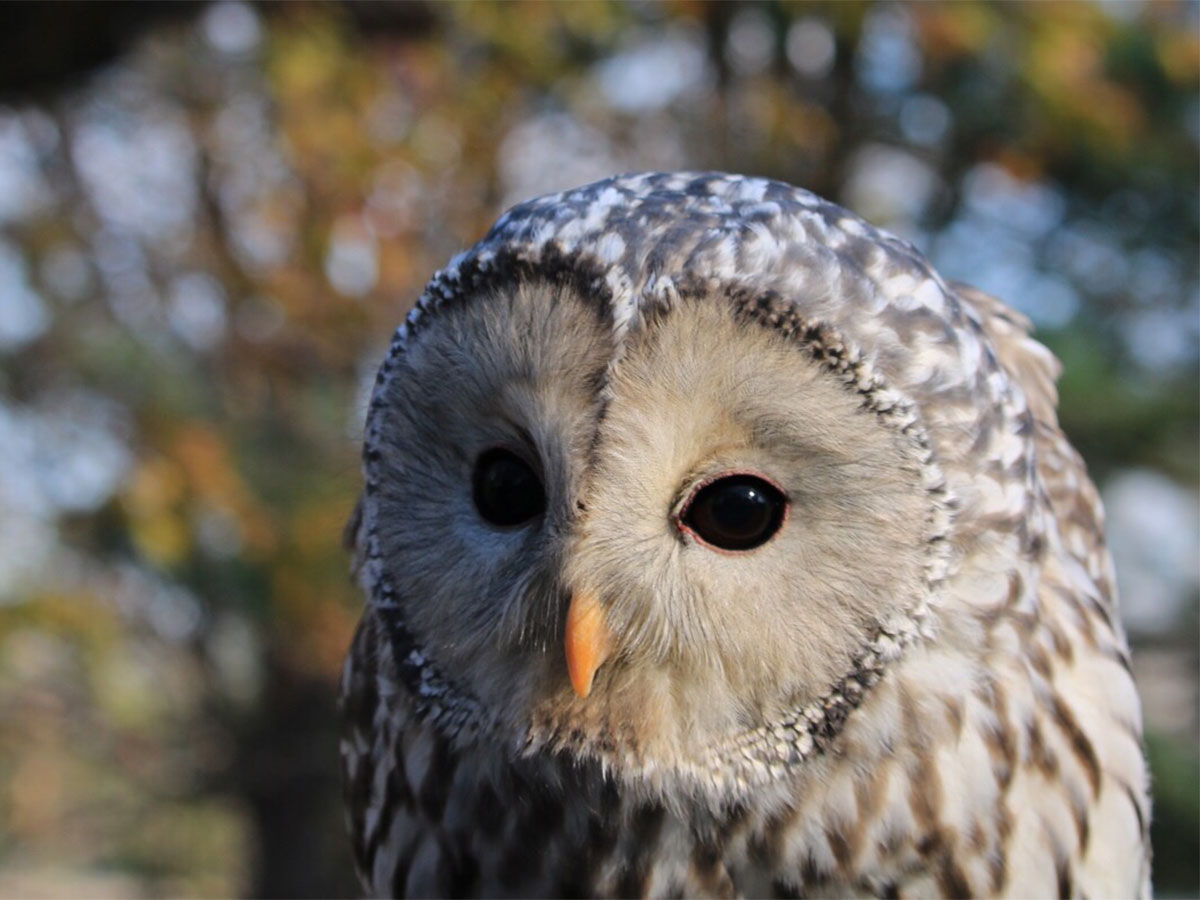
[675,471,789,553]
[472,446,546,529]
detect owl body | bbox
[341,173,1150,898]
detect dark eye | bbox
[472,448,546,527]
[680,474,787,551]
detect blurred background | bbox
[0,1,1194,896]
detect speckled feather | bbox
[341,173,1150,898]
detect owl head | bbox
[356,173,1044,801]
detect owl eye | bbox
[680,474,787,551]
[472,448,546,527]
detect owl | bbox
[340,172,1151,898]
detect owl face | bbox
[367,273,938,785]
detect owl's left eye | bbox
[472,448,546,528]
[679,474,787,551]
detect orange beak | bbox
[564,590,612,699]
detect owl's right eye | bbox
[472,448,546,527]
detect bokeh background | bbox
[0,1,1195,896]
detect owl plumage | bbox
[340,173,1151,898]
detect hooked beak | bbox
[564,590,613,699]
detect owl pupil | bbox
[682,475,786,551]
[472,448,546,527]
